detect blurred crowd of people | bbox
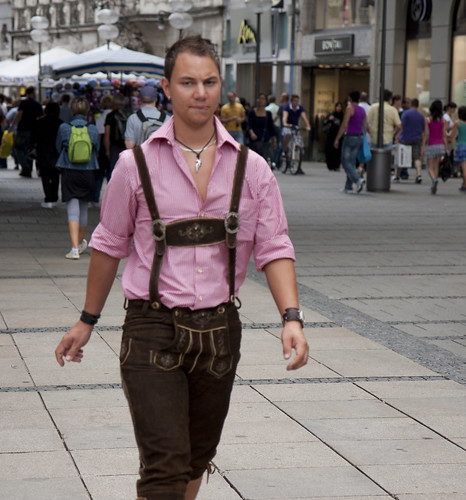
[2,79,463,259]
[0,81,169,260]
[321,88,466,195]
[218,90,311,174]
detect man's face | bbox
[161,52,222,129]
[227,92,236,105]
[291,97,299,108]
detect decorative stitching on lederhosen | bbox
[132,144,248,310]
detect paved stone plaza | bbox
[0,159,465,499]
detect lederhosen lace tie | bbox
[132,144,249,310]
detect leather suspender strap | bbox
[133,146,166,308]
[132,143,249,309]
[227,145,248,303]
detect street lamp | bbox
[30,16,49,101]
[366,0,390,192]
[96,8,119,49]
[245,0,272,99]
[168,0,193,37]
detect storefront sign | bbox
[238,20,256,45]
[315,35,354,55]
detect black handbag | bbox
[439,154,452,182]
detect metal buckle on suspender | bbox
[152,219,166,241]
[224,211,240,234]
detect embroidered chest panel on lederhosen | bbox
[132,145,249,309]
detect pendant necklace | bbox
[176,130,216,172]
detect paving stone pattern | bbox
[0,160,465,499]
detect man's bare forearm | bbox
[263,258,299,314]
[83,249,120,315]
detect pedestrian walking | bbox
[366,89,402,149]
[31,101,62,207]
[443,101,457,155]
[334,90,366,193]
[59,94,73,123]
[323,101,344,171]
[93,95,113,205]
[124,85,169,149]
[54,35,308,500]
[7,86,43,178]
[265,94,281,167]
[56,96,100,259]
[421,99,449,195]
[397,98,425,184]
[452,105,466,193]
[104,92,129,171]
[247,92,277,165]
[220,91,246,144]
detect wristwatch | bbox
[282,308,304,328]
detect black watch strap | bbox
[282,308,304,327]
[80,310,100,325]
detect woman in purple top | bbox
[421,99,449,195]
[334,90,366,193]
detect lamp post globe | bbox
[31,16,49,30]
[169,0,193,11]
[168,12,193,30]
[30,29,49,43]
[98,24,119,41]
[96,8,119,25]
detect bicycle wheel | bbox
[289,146,302,174]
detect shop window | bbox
[224,20,232,57]
[404,0,432,109]
[278,12,287,49]
[452,0,466,106]
[315,0,373,30]
[405,38,431,110]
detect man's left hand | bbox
[281,322,309,370]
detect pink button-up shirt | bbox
[90,116,295,310]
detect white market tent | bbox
[52,45,165,79]
[0,47,75,86]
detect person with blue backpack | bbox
[56,96,99,260]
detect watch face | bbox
[284,308,304,324]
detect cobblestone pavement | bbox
[1,158,465,499]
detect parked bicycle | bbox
[280,125,305,174]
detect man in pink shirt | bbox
[55,35,308,500]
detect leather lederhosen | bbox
[132,144,249,310]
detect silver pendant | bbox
[195,157,202,172]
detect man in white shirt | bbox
[443,101,457,155]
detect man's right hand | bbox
[55,322,93,367]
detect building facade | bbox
[2,0,465,122]
[7,0,224,62]
[223,0,465,159]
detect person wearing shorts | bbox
[54,35,309,500]
[398,98,425,184]
[422,99,449,195]
[452,105,466,192]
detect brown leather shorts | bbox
[120,300,241,500]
